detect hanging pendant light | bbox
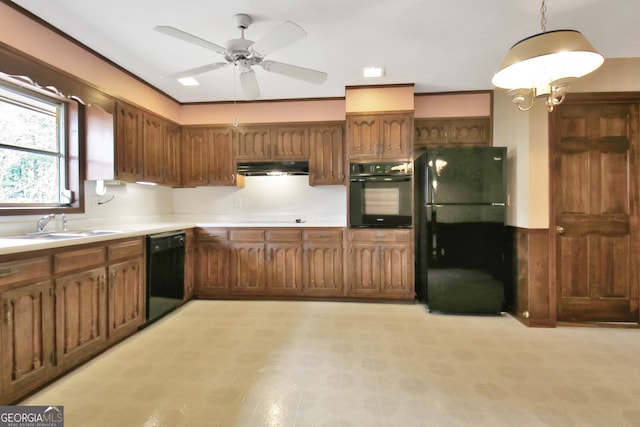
[492,0,604,112]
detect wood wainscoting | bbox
[512,227,554,327]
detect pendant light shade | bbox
[492,30,603,91]
[492,1,604,112]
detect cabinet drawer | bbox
[303,229,343,241]
[54,246,106,275]
[108,238,144,261]
[266,229,301,242]
[198,228,228,241]
[0,256,51,287]
[349,229,412,242]
[229,229,265,241]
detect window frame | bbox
[0,77,83,216]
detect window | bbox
[0,79,80,213]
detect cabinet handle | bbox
[5,303,12,327]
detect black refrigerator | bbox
[414,146,507,314]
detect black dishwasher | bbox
[145,231,185,326]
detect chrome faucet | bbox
[36,213,55,232]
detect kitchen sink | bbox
[7,229,123,240]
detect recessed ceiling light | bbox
[363,66,384,78]
[177,77,199,86]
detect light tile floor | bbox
[22,300,640,426]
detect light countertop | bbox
[0,220,346,256]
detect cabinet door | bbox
[265,243,302,293]
[380,113,413,157]
[302,242,343,296]
[447,118,491,146]
[271,126,309,160]
[164,123,182,187]
[1,281,55,401]
[181,127,210,187]
[196,243,231,296]
[210,127,237,186]
[235,126,271,161]
[309,125,345,186]
[347,115,380,159]
[114,101,144,182]
[230,243,265,293]
[380,243,414,297]
[142,113,165,183]
[55,267,108,370]
[108,258,144,341]
[347,243,381,294]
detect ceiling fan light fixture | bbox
[363,66,384,78]
[492,1,603,112]
[177,76,199,86]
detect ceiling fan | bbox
[155,14,328,100]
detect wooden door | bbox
[303,243,343,295]
[209,127,236,186]
[266,243,302,293]
[309,125,345,186]
[380,243,413,297]
[142,113,165,183]
[235,126,271,160]
[181,127,210,187]
[108,258,144,340]
[347,115,380,159]
[1,281,55,400]
[380,113,412,158]
[164,123,182,187]
[552,100,639,322]
[55,267,107,370]
[347,243,381,294]
[230,243,265,293]
[271,126,309,160]
[196,243,231,296]
[114,101,143,182]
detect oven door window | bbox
[350,177,412,228]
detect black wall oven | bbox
[349,162,412,228]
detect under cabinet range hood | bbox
[237,161,309,176]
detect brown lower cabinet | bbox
[0,237,144,404]
[346,229,414,299]
[197,227,344,298]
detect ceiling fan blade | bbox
[155,25,229,55]
[261,60,327,84]
[165,62,228,79]
[239,70,261,100]
[250,21,306,56]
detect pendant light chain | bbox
[540,0,547,32]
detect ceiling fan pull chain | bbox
[540,0,547,32]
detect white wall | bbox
[172,176,346,223]
[0,181,175,236]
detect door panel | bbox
[553,101,639,322]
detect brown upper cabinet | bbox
[347,112,413,160]
[114,101,144,182]
[113,101,182,186]
[414,117,491,147]
[235,125,309,161]
[181,126,237,187]
[309,124,345,186]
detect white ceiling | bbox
[9,0,640,103]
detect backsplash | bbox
[172,175,346,223]
[0,176,347,236]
